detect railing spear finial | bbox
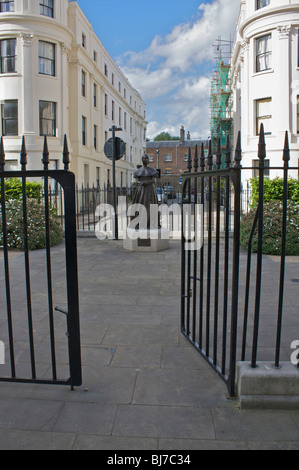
[20,136,27,170]
[63,134,70,170]
[42,135,49,170]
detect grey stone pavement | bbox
[0,237,299,451]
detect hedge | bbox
[250,176,299,207]
[0,198,63,251]
[240,200,299,256]
[0,178,42,202]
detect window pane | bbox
[0,39,16,73]
[39,100,56,136]
[40,0,53,17]
[0,1,15,12]
[256,35,271,72]
[1,100,18,135]
[256,98,272,134]
[38,41,55,76]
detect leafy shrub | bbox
[0,199,63,251]
[0,178,42,202]
[250,177,299,207]
[240,200,299,256]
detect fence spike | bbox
[208,139,213,170]
[234,131,242,168]
[225,133,231,168]
[283,131,290,163]
[20,136,27,170]
[0,137,5,170]
[216,137,222,169]
[187,146,192,173]
[258,123,266,160]
[200,143,205,172]
[42,136,49,169]
[194,145,198,172]
[63,134,70,170]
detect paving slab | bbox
[0,238,298,450]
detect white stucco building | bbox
[0,0,147,187]
[230,0,299,184]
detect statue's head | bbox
[142,154,149,166]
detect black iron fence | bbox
[181,126,299,397]
[0,136,82,388]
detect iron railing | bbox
[181,125,299,397]
[0,136,82,388]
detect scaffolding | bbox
[210,38,233,167]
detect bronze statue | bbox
[132,154,159,228]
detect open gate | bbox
[181,134,241,398]
[181,127,299,398]
[0,136,81,388]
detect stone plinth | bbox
[123,228,169,252]
[236,361,299,410]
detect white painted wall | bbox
[0,0,147,187]
[230,0,299,186]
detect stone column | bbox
[20,32,34,141]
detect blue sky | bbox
[75,0,240,140]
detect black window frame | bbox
[0,0,14,12]
[0,38,16,74]
[39,100,56,137]
[40,0,54,18]
[82,116,87,146]
[38,40,55,76]
[252,159,270,177]
[256,0,270,10]
[1,99,18,136]
[256,34,272,73]
[82,69,86,97]
[256,97,272,136]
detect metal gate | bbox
[181,127,299,398]
[0,136,82,388]
[181,134,241,398]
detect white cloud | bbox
[118,0,240,139]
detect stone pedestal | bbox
[236,361,299,409]
[123,228,169,252]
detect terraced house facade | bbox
[0,0,147,187]
[230,0,299,184]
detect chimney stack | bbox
[180,126,185,143]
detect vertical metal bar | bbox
[275,132,290,368]
[192,146,199,342]
[20,137,36,379]
[227,132,242,398]
[111,125,119,240]
[42,137,57,381]
[251,124,266,368]
[0,138,16,377]
[81,183,85,231]
[213,138,221,365]
[241,209,258,361]
[63,175,82,388]
[221,135,231,374]
[198,144,205,349]
[205,140,213,356]
[181,181,188,334]
[76,184,79,230]
[186,149,192,336]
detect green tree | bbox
[154,132,180,141]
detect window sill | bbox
[38,73,57,79]
[252,69,274,78]
[0,72,19,77]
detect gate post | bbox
[62,136,82,388]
